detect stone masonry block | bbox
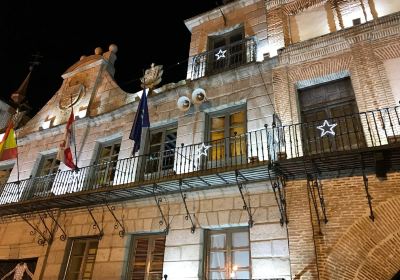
[164,246,181,262]
[252,258,291,279]
[163,260,201,279]
[166,229,202,246]
[181,244,202,261]
[272,239,289,257]
[250,223,287,241]
[251,241,272,257]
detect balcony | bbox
[0,106,399,215]
[188,37,257,80]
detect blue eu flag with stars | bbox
[129,88,150,154]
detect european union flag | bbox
[129,88,150,153]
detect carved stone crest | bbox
[140,63,163,90]
[59,83,85,110]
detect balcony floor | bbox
[1,143,399,217]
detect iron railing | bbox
[0,106,399,204]
[189,37,257,80]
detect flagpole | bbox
[11,111,21,196]
[70,91,78,171]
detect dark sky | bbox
[1,0,219,115]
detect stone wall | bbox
[0,183,291,279]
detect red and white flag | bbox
[57,111,76,169]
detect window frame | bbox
[298,77,364,154]
[61,237,99,280]
[90,138,122,187]
[0,164,14,186]
[206,105,247,164]
[144,124,177,177]
[27,153,60,199]
[204,227,251,280]
[207,27,245,74]
[126,233,166,280]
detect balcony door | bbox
[28,154,60,199]
[207,28,244,75]
[92,140,121,188]
[299,78,365,154]
[145,126,177,178]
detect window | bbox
[28,154,60,198]
[299,78,364,154]
[145,126,177,176]
[0,166,13,186]
[207,27,245,75]
[352,18,361,26]
[62,238,99,280]
[92,140,121,186]
[208,108,246,162]
[127,234,166,280]
[205,228,251,280]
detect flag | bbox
[0,122,17,161]
[129,88,150,153]
[57,111,76,169]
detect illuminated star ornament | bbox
[317,120,338,137]
[215,49,227,60]
[196,143,211,160]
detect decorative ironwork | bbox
[153,184,170,234]
[267,166,288,226]
[104,200,125,237]
[46,209,67,241]
[0,106,398,216]
[87,207,104,239]
[20,213,52,246]
[179,179,196,233]
[235,170,254,227]
[360,154,375,221]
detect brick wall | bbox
[286,172,400,280]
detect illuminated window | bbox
[205,228,251,279]
[62,238,98,280]
[127,234,166,280]
[208,108,246,161]
[93,140,121,186]
[145,126,177,176]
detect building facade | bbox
[0,0,399,279]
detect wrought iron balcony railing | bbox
[0,106,399,205]
[189,37,257,80]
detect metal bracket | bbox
[267,168,288,226]
[360,155,375,221]
[235,170,254,227]
[153,184,170,234]
[46,209,67,241]
[87,207,104,239]
[179,179,196,233]
[20,213,52,246]
[310,161,328,224]
[104,200,126,237]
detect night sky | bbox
[1,0,219,115]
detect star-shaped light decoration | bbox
[195,143,211,160]
[317,120,338,137]
[215,49,227,60]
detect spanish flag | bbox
[0,122,17,161]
